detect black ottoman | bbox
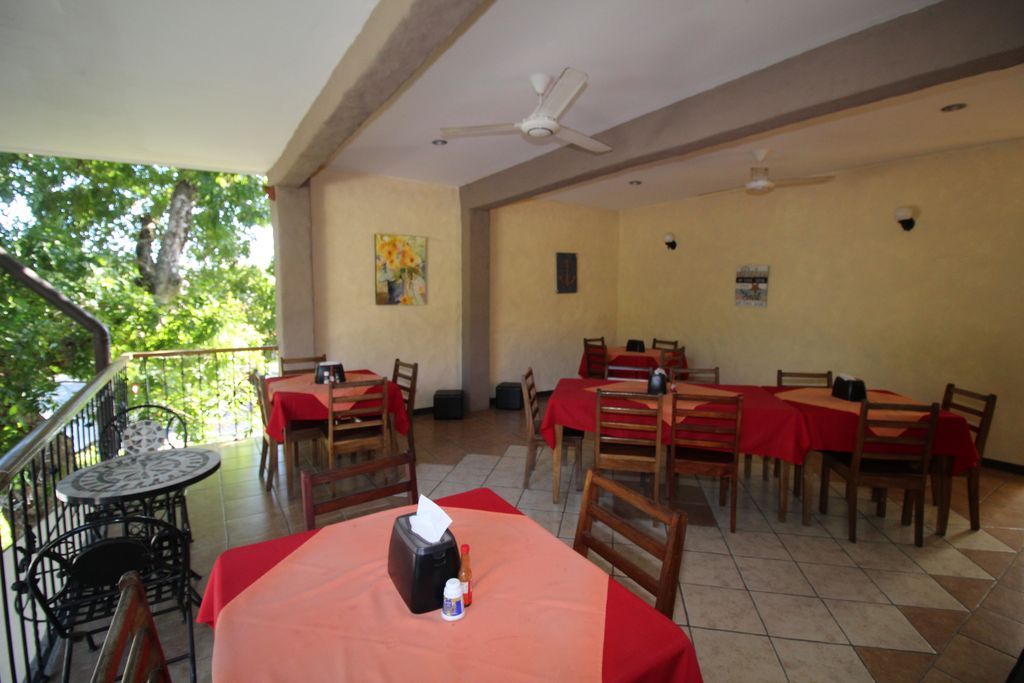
[495,382,523,410]
[433,390,464,420]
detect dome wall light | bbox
[663,233,677,250]
[895,206,917,231]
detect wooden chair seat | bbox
[250,370,326,491]
[522,367,584,498]
[90,572,171,683]
[583,338,608,379]
[934,383,996,533]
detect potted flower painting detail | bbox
[375,234,427,305]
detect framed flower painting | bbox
[375,234,427,305]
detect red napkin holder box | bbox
[387,513,460,614]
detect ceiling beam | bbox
[459,0,1024,210]
[267,0,493,187]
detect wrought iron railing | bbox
[0,345,277,682]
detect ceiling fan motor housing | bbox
[520,115,559,137]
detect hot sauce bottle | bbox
[458,544,473,607]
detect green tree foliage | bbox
[0,154,275,452]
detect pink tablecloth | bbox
[197,488,703,683]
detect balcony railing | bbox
[0,345,277,683]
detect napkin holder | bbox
[831,376,867,402]
[387,513,460,614]
[315,362,345,385]
[647,368,668,395]
[626,339,646,352]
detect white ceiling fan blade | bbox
[554,126,611,153]
[533,67,587,120]
[697,186,743,198]
[441,123,518,138]
[773,175,835,188]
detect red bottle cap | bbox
[461,544,470,552]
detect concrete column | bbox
[460,203,490,410]
[270,185,316,357]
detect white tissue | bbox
[408,495,452,544]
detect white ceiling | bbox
[0,0,378,173]
[2,0,1021,211]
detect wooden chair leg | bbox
[743,454,752,478]
[523,439,537,490]
[914,490,925,547]
[846,480,858,543]
[793,464,802,497]
[818,460,831,514]
[930,472,940,505]
[773,459,781,479]
[875,488,887,518]
[259,437,268,475]
[967,468,980,531]
[900,490,913,526]
[762,457,771,481]
[572,441,583,492]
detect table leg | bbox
[802,453,813,526]
[778,461,789,522]
[553,425,564,504]
[265,436,279,491]
[935,456,952,536]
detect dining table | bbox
[577,346,688,379]
[197,487,703,682]
[540,378,811,518]
[263,370,410,487]
[763,386,980,526]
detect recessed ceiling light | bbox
[431,138,448,145]
[628,180,642,186]
[940,103,967,112]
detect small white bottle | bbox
[441,578,465,621]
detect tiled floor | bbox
[65,406,1024,682]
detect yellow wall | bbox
[309,171,462,409]
[618,140,1024,464]
[490,199,619,394]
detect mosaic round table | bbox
[56,447,221,506]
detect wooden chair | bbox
[573,470,686,618]
[327,378,391,467]
[671,366,719,385]
[594,390,665,505]
[392,358,418,456]
[521,368,584,491]
[301,451,418,530]
[605,364,653,382]
[90,572,171,683]
[250,370,326,491]
[583,337,608,378]
[651,338,679,350]
[752,369,833,482]
[818,401,939,546]
[278,353,326,377]
[659,348,686,376]
[667,393,744,532]
[936,384,996,532]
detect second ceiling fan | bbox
[703,149,834,196]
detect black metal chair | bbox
[98,405,191,537]
[23,516,195,683]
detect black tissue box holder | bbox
[832,377,867,402]
[387,513,460,614]
[626,339,646,352]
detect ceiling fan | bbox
[704,149,834,196]
[440,67,612,154]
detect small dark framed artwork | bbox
[556,252,577,293]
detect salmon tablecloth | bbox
[197,488,703,683]
[264,370,409,442]
[764,387,979,475]
[542,378,811,465]
[577,346,688,378]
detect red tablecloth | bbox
[264,370,409,442]
[577,346,688,378]
[764,387,979,475]
[197,488,702,683]
[542,379,811,465]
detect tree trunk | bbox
[134,180,196,305]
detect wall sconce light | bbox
[663,233,677,250]
[894,206,917,231]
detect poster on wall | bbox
[735,264,769,307]
[556,252,577,293]
[375,234,427,305]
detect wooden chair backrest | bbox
[301,452,418,530]
[671,367,720,385]
[90,572,171,683]
[777,370,833,388]
[852,401,939,475]
[327,379,390,456]
[659,348,686,373]
[605,364,653,382]
[248,370,270,429]
[941,384,997,457]
[392,359,418,413]
[521,367,541,439]
[279,353,327,377]
[651,338,678,350]
[573,470,685,618]
[595,389,663,456]
[670,393,743,461]
[583,338,608,379]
